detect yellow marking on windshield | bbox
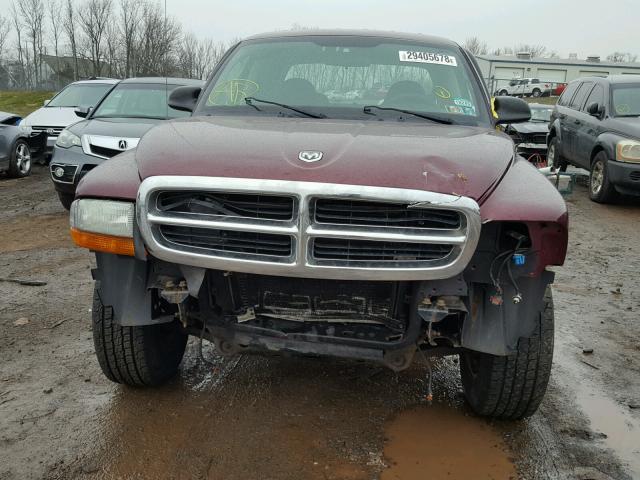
[208,79,260,105]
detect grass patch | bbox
[525,96,558,105]
[0,91,56,117]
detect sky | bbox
[1,0,638,59]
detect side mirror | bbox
[43,99,50,106]
[74,106,92,118]
[492,96,531,124]
[587,102,603,117]
[168,86,202,112]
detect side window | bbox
[532,79,540,84]
[558,82,579,106]
[583,84,604,110]
[569,82,593,110]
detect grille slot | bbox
[630,171,640,181]
[157,191,295,221]
[312,238,453,263]
[89,144,121,158]
[160,225,292,258]
[313,199,461,230]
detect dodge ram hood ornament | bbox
[298,150,323,163]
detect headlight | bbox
[616,140,640,163]
[56,129,82,148]
[70,199,135,255]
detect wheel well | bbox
[547,129,556,145]
[590,146,605,166]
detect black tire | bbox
[589,151,618,203]
[8,139,32,178]
[499,90,508,96]
[548,136,568,172]
[532,88,542,98]
[57,191,74,210]
[460,287,554,420]
[92,286,188,387]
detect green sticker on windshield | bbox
[208,79,259,105]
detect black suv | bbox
[548,75,640,203]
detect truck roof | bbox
[244,29,460,49]
[119,77,204,86]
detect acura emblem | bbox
[118,139,128,150]
[46,128,55,135]
[298,150,323,163]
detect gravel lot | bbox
[1,166,639,480]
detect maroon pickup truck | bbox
[70,30,567,420]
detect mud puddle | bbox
[382,404,516,480]
[572,381,640,477]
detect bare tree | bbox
[119,0,142,78]
[63,0,79,80]
[16,0,46,87]
[463,37,488,56]
[77,0,112,77]
[10,4,28,87]
[134,1,180,76]
[0,15,10,63]
[47,0,63,88]
[606,52,639,63]
[513,44,547,58]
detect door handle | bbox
[574,119,582,125]
[559,114,566,119]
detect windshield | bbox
[612,84,640,117]
[92,83,191,119]
[530,106,552,122]
[47,83,112,108]
[195,37,489,125]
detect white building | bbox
[475,53,640,94]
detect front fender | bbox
[75,149,141,201]
[480,159,568,271]
[548,118,562,145]
[593,132,621,161]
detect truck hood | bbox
[21,106,83,128]
[136,116,515,201]
[606,117,640,140]
[68,117,162,139]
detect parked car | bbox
[497,78,552,98]
[502,103,553,165]
[0,111,46,178]
[70,30,568,420]
[20,78,118,162]
[50,77,202,209]
[548,75,640,202]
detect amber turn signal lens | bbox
[70,228,135,256]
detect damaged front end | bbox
[85,176,560,372]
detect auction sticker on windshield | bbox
[399,51,457,66]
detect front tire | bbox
[532,88,542,98]
[548,137,567,172]
[8,140,32,178]
[499,90,508,96]
[589,151,617,203]
[460,287,554,420]
[92,287,188,386]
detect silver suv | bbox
[20,78,118,161]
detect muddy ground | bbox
[1,166,639,480]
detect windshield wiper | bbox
[363,105,452,124]
[245,97,325,119]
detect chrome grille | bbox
[31,126,64,136]
[137,177,481,281]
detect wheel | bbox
[8,140,32,178]
[57,191,75,210]
[499,90,508,96]
[92,286,188,386]
[532,88,542,98]
[589,151,618,203]
[460,287,554,420]
[547,137,567,172]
